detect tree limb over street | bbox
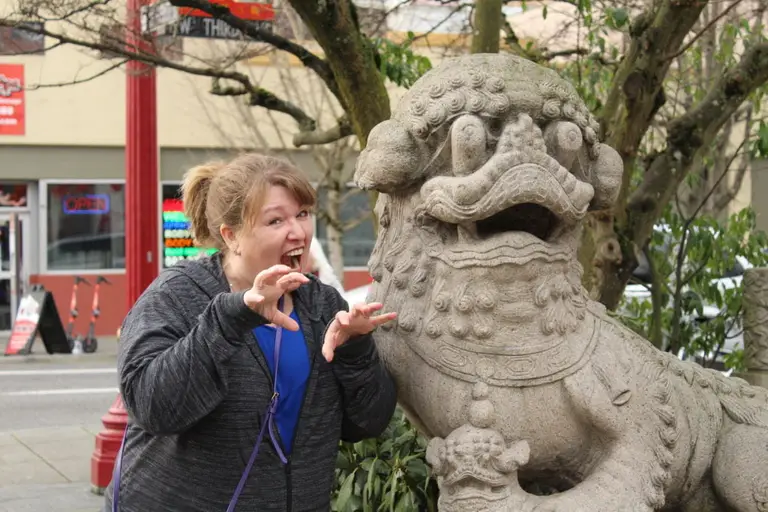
[167,0,341,101]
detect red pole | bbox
[91,0,158,494]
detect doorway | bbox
[0,213,30,331]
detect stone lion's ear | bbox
[354,120,425,194]
[588,143,623,211]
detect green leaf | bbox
[336,470,357,510]
[610,7,628,27]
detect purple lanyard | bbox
[112,303,288,512]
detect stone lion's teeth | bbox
[457,223,478,243]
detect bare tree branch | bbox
[167,0,341,101]
[628,41,768,245]
[293,117,353,147]
[209,77,314,128]
[665,0,744,61]
[539,47,617,66]
[0,18,342,146]
[26,59,129,88]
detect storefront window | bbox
[46,183,125,270]
[162,183,217,268]
[315,188,376,268]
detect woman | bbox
[105,153,398,511]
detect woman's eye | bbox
[269,218,282,226]
[298,210,309,218]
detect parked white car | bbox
[623,248,750,373]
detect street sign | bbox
[162,16,272,40]
[141,0,179,35]
[141,0,274,40]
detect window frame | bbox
[40,178,130,275]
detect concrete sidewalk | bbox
[0,425,105,512]
[0,336,119,365]
[0,339,119,512]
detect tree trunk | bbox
[287,0,391,148]
[471,0,503,54]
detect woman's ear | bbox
[219,224,238,254]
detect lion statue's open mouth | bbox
[419,148,594,260]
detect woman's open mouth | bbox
[281,247,304,270]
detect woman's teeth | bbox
[285,248,303,269]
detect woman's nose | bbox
[287,219,306,240]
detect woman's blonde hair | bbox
[180,152,316,251]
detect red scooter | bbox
[65,276,90,350]
[81,275,111,354]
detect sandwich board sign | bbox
[4,286,72,356]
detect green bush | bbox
[332,407,438,512]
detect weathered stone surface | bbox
[354,53,768,512]
[738,268,768,389]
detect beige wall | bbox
[0,43,339,150]
[0,0,350,150]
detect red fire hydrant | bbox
[90,328,127,495]
[90,393,127,494]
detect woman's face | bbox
[235,185,315,277]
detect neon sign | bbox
[63,194,110,215]
[162,198,217,267]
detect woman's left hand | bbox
[322,302,397,362]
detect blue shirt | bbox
[253,310,310,455]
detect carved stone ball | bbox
[470,382,495,428]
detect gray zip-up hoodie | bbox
[103,254,397,511]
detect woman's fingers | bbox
[370,312,397,326]
[336,311,351,327]
[253,264,293,288]
[348,302,382,318]
[272,310,300,331]
[276,272,310,291]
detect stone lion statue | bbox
[353,53,768,512]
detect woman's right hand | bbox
[243,265,309,331]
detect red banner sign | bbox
[0,63,24,136]
[178,1,274,21]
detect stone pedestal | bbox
[737,267,768,389]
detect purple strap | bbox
[111,426,127,512]
[226,322,287,512]
[112,299,289,512]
